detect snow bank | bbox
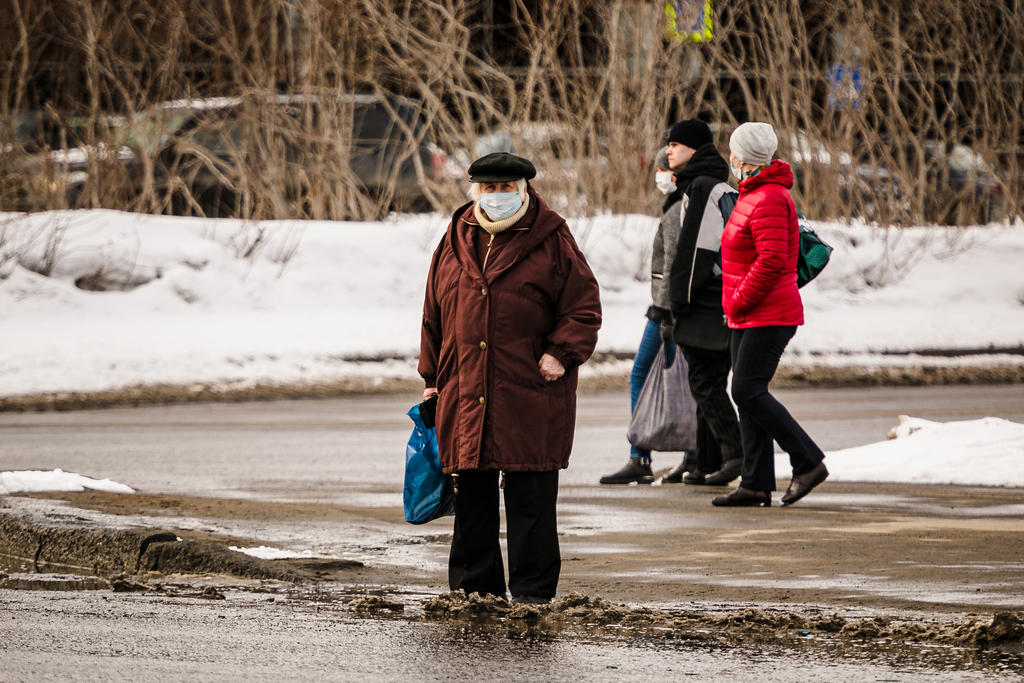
[1,209,1023,397]
[0,468,135,495]
[793,222,1024,355]
[803,416,1024,487]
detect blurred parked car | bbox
[0,111,116,212]
[782,131,909,223]
[448,123,610,182]
[917,141,1003,224]
[2,94,445,218]
[843,139,1003,225]
[780,132,1003,225]
[9,112,93,151]
[109,93,445,218]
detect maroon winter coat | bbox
[721,160,804,328]
[419,187,602,474]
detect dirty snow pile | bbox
[1,209,1023,398]
[0,468,135,495]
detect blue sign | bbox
[828,64,862,110]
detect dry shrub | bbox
[0,0,1021,224]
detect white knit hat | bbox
[729,122,778,165]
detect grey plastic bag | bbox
[626,345,698,452]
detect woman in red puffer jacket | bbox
[715,122,828,509]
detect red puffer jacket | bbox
[721,160,804,329]
[419,187,602,473]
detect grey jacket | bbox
[650,198,682,313]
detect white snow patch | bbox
[786,417,1024,487]
[0,468,135,495]
[228,545,325,560]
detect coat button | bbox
[481,288,487,296]
[478,396,486,405]
[479,341,487,350]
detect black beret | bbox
[467,152,537,183]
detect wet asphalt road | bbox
[0,384,1022,503]
[2,586,1023,682]
[2,385,1024,681]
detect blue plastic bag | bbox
[403,403,455,524]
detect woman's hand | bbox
[423,387,438,400]
[538,353,565,382]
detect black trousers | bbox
[730,326,825,492]
[681,345,744,474]
[448,469,560,600]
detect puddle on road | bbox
[280,587,1024,682]
[403,623,1024,682]
[3,576,1022,681]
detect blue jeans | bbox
[629,319,695,464]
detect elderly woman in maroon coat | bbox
[419,152,602,604]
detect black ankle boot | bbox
[712,487,772,507]
[682,468,706,485]
[660,459,694,484]
[599,458,654,485]
[704,458,743,486]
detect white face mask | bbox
[729,157,743,181]
[655,171,676,195]
[479,191,523,220]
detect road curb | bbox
[0,361,1021,412]
[0,504,310,582]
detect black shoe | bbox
[511,595,551,605]
[712,487,772,507]
[781,462,829,506]
[599,458,654,485]
[704,458,743,486]
[682,468,705,485]
[660,459,695,484]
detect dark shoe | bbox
[781,462,829,506]
[704,458,743,486]
[511,595,551,605]
[660,458,695,484]
[682,468,705,485]
[599,458,654,485]
[712,487,772,507]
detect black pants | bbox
[448,469,560,600]
[682,345,743,474]
[730,326,825,492]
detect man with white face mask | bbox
[599,148,698,485]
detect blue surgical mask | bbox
[479,191,523,220]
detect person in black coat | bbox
[665,119,744,486]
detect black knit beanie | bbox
[667,119,714,150]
